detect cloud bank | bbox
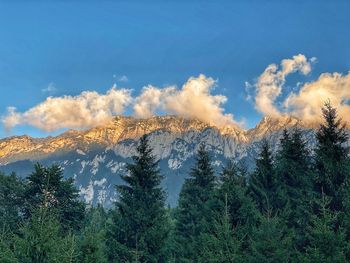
[251,54,350,124]
[134,75,236,127]
[3,75,237,132]
[3,86,133,132]
[3,55,350,133]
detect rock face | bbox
[0,115,325,207]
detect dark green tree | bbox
[301,193,349,263]
[249,211,293,263]
[0,172,25,231]
[215,160,258,241]
[174,143,216,262]
[275,128,314,248]
[78,206,107,263]
[14,207,79,263]
[106,135,169,262]
[314,101,350,213]
[23,164,85,231]
[199,202,243,263]
[0,231,18,263]
[249,139,280,213]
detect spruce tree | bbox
[249,210,293,263]
[301,193,349,263]
[0,172,25,231]
[107,135,169,262]
[249,139,280,213]
[23,164,85,231]
[199,199,243,263]
[275,128,314,248]
[78,206,107,263]
[14,207,79,263]
[216,160,258,240]
[174,143,216,261]
[314,101,350,213]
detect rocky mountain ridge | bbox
[0,115,319,206]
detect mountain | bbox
[0,115,323,207]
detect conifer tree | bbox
[249,139,280,213]
[0,172,25,231]
[216,160,258,240]
[301,193,349,263]
[249,210,293,263]
[199,196,243,263]
[314,101,350,212]
[0,231,18,263]
[174,143,216,261]
[23,164,85,231]
[14,207,79,263]
[275,128,314,248]
[78,206,107,263]
[107,135,169,262]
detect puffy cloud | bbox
[3,75,238,132]
[251,54,350,124]
[254,54,314,117]
[133,74,237,127]
[284,72,350,124]
[163,75,236,126]
[133,85,172,118]
[3,86,132,132]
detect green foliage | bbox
[314,101,350,212]
[1,103,350,262]
[0,172,25,231]
[0,231,18,263]
[249,139,281,213]
[174,143,216,261]
[13,207,79,263]
[199,211,243,263]
[301,194,349,263]
[78,206,107,263]
[275,129,314,248]
[23,163,85,231]
[215,160,258,241]
[107,135,169,262]
[249,211,294,263]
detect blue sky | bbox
[0,1,350,138]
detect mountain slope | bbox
[0,115,323,207]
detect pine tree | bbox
[13,207,79,263]
[0,231,18,263]
[249,139,280,213]
[23,164,85,231]
[174,143,216,261]
[78,206,107,263]
[107,135,169,262]
[215,160,258,240]
[314,101,350,212]
[249,210,293,263]
[301,193,349,263]
[0,172,25,231]
[199,195,243,263]
[275,128,314,248]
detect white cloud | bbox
[3,85,132,132]
[133,74,237,127]
[253,54,314,118]
[284,72,350,124]
[3,75,238,132]
[251,54,350,124]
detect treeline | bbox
[0,102,350,262]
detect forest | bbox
[0,102,350,263]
